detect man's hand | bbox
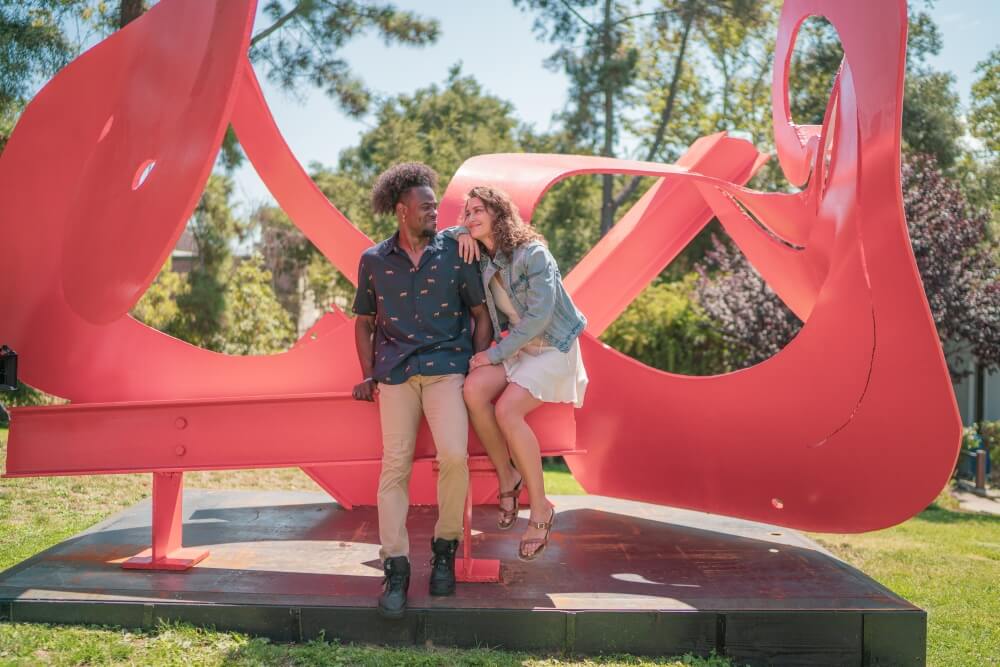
[458,234,480,264]
[469,351,492,372]
[352,378,379,402]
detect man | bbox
[351,162,492,619]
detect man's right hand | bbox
[352,379,379,402]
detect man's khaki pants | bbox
[377,373,469,560]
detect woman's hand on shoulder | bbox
[458,233,480,264]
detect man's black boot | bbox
[378,556,410,619]
[429,537,458,596]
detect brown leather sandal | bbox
[497,473,523,530]
[518,506,555,561]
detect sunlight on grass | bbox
[809,486,1000,667]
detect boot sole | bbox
[429,584,455,596]
[377,602,406,619]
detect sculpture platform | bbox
[0,491,924,665]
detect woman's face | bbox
[464,197,494,241]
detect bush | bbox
[961,420,1000,485]
[978,420,1000,484]
[0,383,67,418]
[600,275,733,375]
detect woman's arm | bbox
[440,225,479,264]
[439,225,469,240]
[486,245,557,364]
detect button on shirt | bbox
[352,231,487,385]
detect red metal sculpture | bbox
[1,0,960,570]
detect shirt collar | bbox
[380,230,446,259]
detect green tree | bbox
[309,67,609,277]
[0,1,440,167]
[970,48,1000,154]
[313,66,527,241]
[250,0,438,116]
[515,0,765,236]
[787,4,963,168]
[0,1,80,149]
[600,274,731,374]
[217,254,296,355]
[251,204,312,318]
[169,175,239,350]
[130,257,189,333]
[962,47,1000,241]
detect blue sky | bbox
[227,1,998,211]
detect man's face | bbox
[397,186,438,239]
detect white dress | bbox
[490,275,589,408]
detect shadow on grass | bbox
[917,501,1000,525]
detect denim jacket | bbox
[441,227,587,364]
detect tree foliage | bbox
[961,47,1000,240]
[249,0,439,117]
[0,1,79,149]
[313,66,527,241]
[600,275,732,374]
[787,5,964,169]
[516,0,771,235]
[217,254,296,356]
[170,175,239,349]
[903,154,1000,374]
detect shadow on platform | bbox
[0,491,925,665]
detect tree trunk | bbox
[119,0,147,29]
[600,0,616,237]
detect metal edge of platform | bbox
[0,598,926,666]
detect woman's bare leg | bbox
[494,384,550,557]
[463,365,520,510]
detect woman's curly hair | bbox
[465,186,545,256]
[371,163,438,215]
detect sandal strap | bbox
[497,475,523,500]
[528,507,555,530]
[519,538,548,547]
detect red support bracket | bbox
[122,472,209,571]
[454,458,501,583]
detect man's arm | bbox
[350,254,379,401]
[352,315,378,401]
[469,303,493,354]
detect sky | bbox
[229,1,1000,214]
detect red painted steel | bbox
[1,0,960,550]
[122,472,208,570]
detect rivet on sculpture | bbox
[0,0,960,548]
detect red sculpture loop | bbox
[1,0,959,541]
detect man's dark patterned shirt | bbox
[352,231,487,385]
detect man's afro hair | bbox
[371,162,439,215]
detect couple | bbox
[350,162,588,619]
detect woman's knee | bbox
[494,396,522,431]
[463,373,491,409]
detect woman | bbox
[443,186,588,561]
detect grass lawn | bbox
[2,424,998,665]
[808,493,1000,667]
